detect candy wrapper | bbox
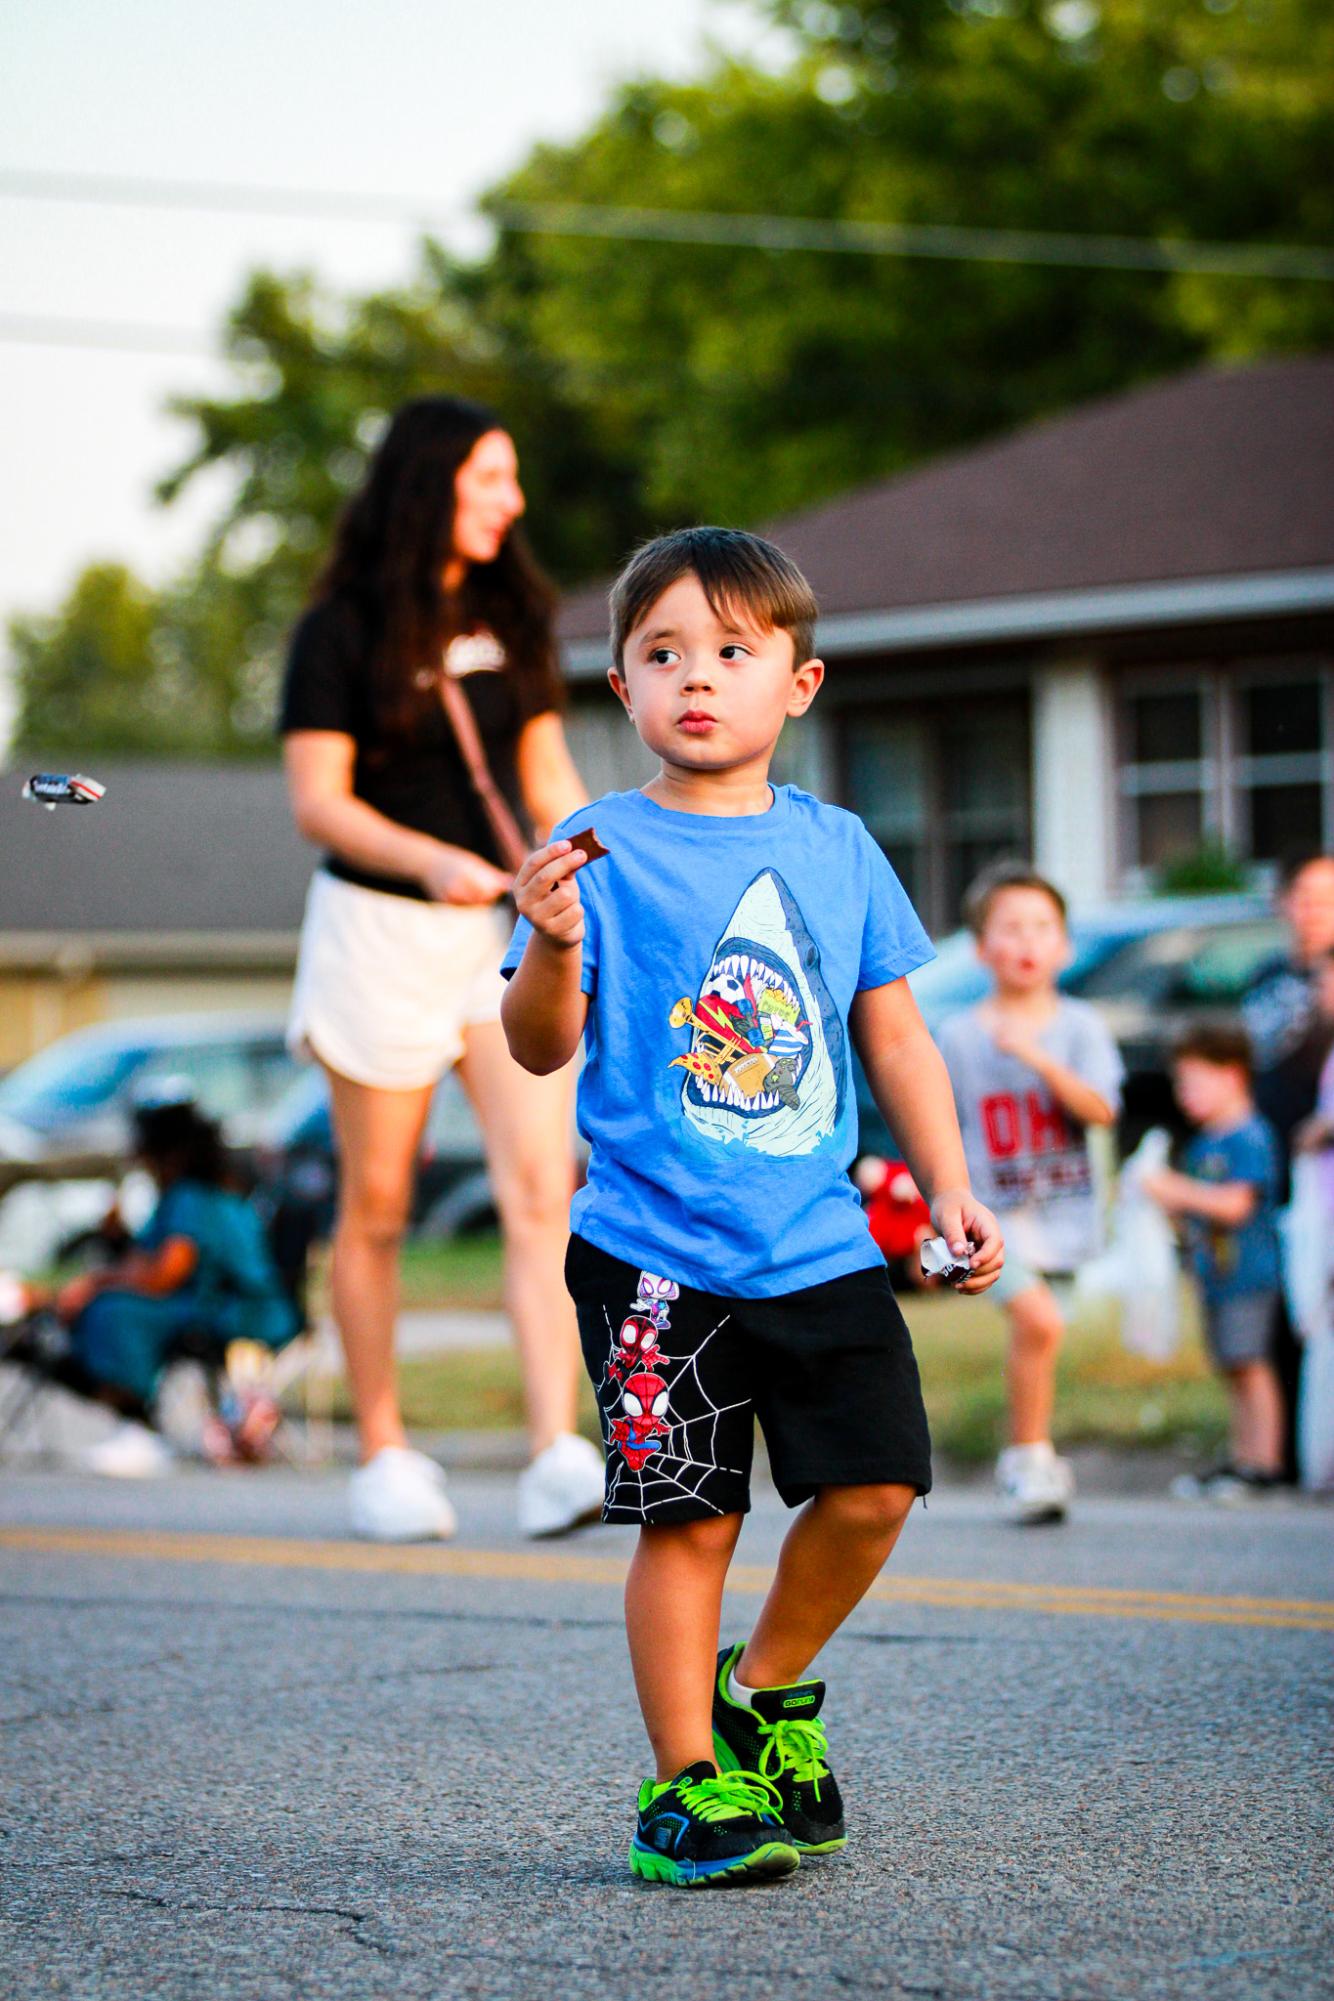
[920,1236,973,1285]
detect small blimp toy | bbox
[23,773,106,810]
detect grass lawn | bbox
[330,1234,1229,1464]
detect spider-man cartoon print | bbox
[609,1271,680,1466]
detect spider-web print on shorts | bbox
[595,1302,750,1519]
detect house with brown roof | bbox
[557,356,1334,933]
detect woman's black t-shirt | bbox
[279,596,552,900]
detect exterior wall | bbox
[1032,659,1114,904]
[0,968,298,1070]
[0,975,106,1071]
[563,694,656,800]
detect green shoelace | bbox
[755,1716,831,1799]
[672,1770,785,1823]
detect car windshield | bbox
[1076,918,1285,1006]
[0,1038,151,1127]
[906,920,1150,1024]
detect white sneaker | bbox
[85,1420,173,1479]
[996,1442,1074,1525]
[348,1446,457,1542]
[516,1432,605,1538]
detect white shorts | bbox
[288,869,512,1090]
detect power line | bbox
[490,200,1334,281]
[0,313,212,357]
[5,165,1333,280]
[0,167,448,228]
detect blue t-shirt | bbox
[1180,1114,1282,1303]
[502,786,934,1296]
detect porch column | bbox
[1032,659,1113,905]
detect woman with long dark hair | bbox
[280,396,602,1540]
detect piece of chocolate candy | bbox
[565,825,609,864]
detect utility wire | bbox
[5,165,1333,280]
[0,313,212,357]
[490,200,1334,281]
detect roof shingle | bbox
[558,356,1334,645]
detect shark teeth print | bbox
[674,868,847,1159]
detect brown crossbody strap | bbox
[436,666,530,875]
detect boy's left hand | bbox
[927,1189,1004,1294]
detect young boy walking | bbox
[501,527,1002,1888]
[937,865,1123,1524]
[1143,1023,1284,1500]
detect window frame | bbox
[838,690,1032,933]
[1115,657,1333,888]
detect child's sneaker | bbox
[629,1761,798,1887]
[712,1643,846,1855]
[995,1441,1074,1525]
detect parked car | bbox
[856,893,1284,1155]
[254,1066,497,1241]
[0,1014,302,1171]
[257,1048,598,1243]
[0,1014,305,1270]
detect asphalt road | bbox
[1,1466,1331,2001]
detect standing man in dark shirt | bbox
[1242,850,1334,1477]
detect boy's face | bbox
[976,887,1069,991]
[609,574,823,777]
[1172,1055,1247,1125]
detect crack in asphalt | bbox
[101,1888,400,1958]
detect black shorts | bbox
[565,1234,932,1524]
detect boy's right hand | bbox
[513,839,587,950]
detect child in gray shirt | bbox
[938,864,1123,1524]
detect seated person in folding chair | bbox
[22,1097,300,1476]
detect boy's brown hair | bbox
[609,526,819,670]
[962,860,1068,938]
[1172,1021,1255,1080]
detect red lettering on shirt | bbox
[982,1093,1023,1158]
[1026,1091,1071,1154]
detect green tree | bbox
[12,0,1333,756]
[471,0,1334,524]
[11,564,161,757]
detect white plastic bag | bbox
[1283,1153,1334,1491]
[1280,1153,1329,1342]
[1079,1129,1182,1362]
[1298,1323,1334,1492]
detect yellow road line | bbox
[2,1525,1332,1632]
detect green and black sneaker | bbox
[712,1642,846,1855]
[629,1761,800,1887]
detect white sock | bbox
[728,1663,761,1709]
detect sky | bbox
[0,0,774,734]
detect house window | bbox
[1118,682,1211,871]
[843,696,1030,933]
[1239,678,1326,860]
[1117,662,1331,881]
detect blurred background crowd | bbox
[1,0,1332,1496]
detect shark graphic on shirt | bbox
[667,868,846,1158]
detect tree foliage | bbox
[10,0,1333,756]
